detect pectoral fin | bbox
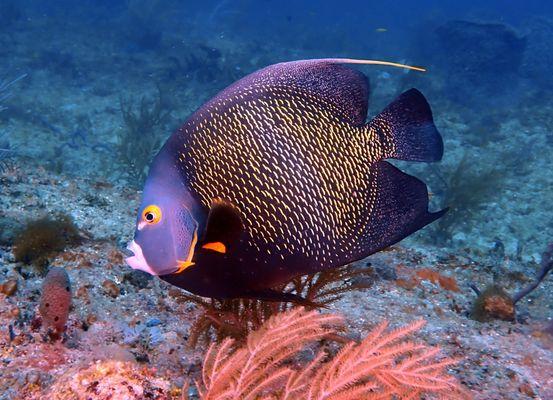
[202,241,226,253]
[200,199,243,253]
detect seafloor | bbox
[1,12,553,400]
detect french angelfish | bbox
[125,58,446,300]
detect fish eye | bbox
[143,205,162,224]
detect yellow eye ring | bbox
[143,205,162,224]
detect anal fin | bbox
[359,161,446,257]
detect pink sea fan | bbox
[194,308,470,400]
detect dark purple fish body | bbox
[126,59,445,300]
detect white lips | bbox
[125,240,160,276]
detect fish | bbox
[375,28,388,33]
[125,58,446,300]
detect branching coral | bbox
[512,242,553,304]
[181,263,375,347]
[190,308,469,400]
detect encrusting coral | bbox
[189,307,469,400]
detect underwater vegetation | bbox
[117,88,170,186]
[0,74,26,173]
[0,74,26,113]
[189,307,468,400]
[431,152,504,243]
[0,133,15,174]
[13,213,82,270]
[180,263,375,347]
[470,242,553,322]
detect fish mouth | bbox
[125,240,177,276]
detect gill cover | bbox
[126,147,204,276]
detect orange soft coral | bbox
[192,308,470,400]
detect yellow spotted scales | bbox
[177,77,395,269]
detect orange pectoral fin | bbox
[202,241,226,254]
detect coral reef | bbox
[13,214,82,270]
[192,308,468,400]
[39,267,72,339]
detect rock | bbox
[470,285,515,322]
[372,262,397,281]
[123,270,152,289]
[0,278,17,296]
[76,285,90,303]
[146,318,161,327]
[434,20,526,103]
[102,279,120,298]
[521,18,553,89]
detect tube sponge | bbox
[39,267,71,337]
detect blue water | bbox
[1,2,553,399]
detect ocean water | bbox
[1,1,552,399]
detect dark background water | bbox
[3,0,552,107]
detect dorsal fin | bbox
[212,58,425,126]
[255,60,370,125]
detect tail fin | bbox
[368,88,443,162]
